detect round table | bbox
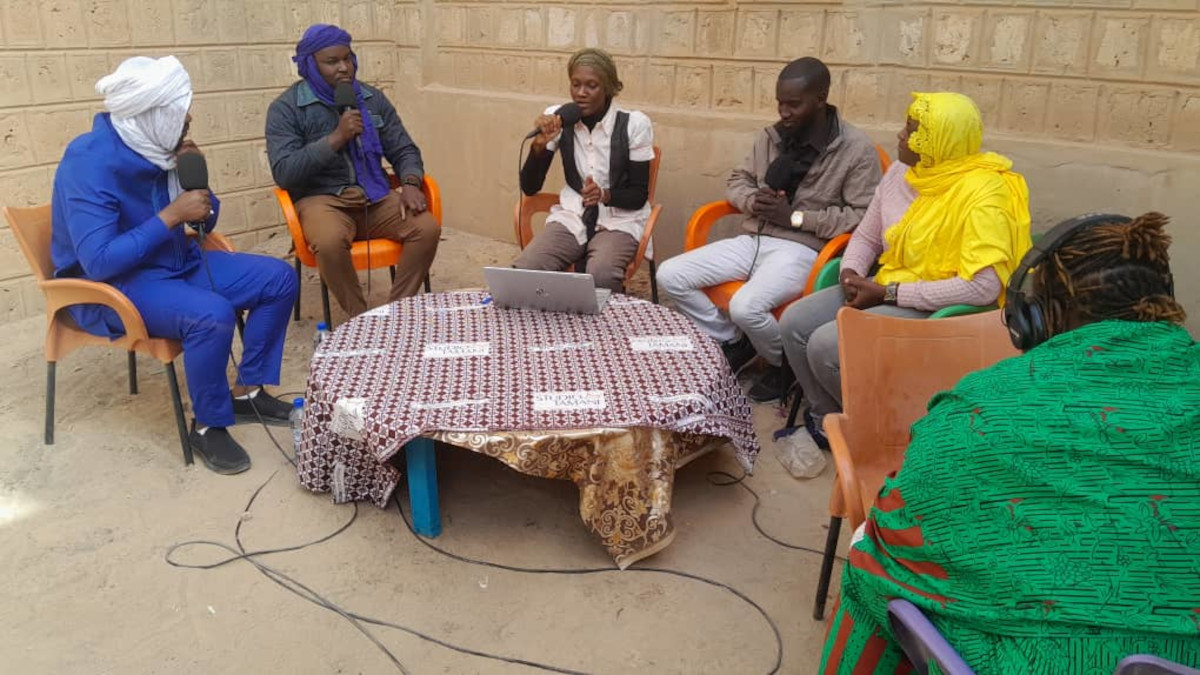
[297,291,759,567]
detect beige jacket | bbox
[726,110,881,252]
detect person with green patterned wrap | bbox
[821,212,1199,674]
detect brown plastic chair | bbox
[681,144,893,319]
[4,204,238,464]
[811,307,1018,619]
[276,173,442,327]
[513,146,663,303]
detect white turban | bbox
[96,56,193,171]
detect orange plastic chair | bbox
[681,144,893,318]
[514,146,663,303]
[4,204,238,464]
[811,307,1018,620]
[276,174,442,326]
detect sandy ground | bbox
[0,227,848,674]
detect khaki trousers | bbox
[296,188,439,317]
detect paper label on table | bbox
[425,304,486,314]
[533,390,607,411]
[331,397,368,441]
[422,342,491,358]
[409,398,490,411]
[362,305,393,317]
[630,335,695,352]
[528,341,594,354]
[313,348,387,359]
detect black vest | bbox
[557,110,631,216]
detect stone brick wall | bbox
[1,0,1197,330]
[0,0,404,321]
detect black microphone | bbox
[764,155,793,193]
[334,81,365,154]
[523,102,582,140]
[177,151,208,191]
[177,152,209,231]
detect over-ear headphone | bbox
[1003,213,1132,351]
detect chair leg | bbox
[405,437,442,537]
[786,389,804,428]
[813,515,843,620]
[423,273,431,294]
[389,266,396,283]
[165,362,193,465]
[320,280,332,328]
[649,259,659,304]
[45,361,56,445]
[235,312,246,339]
[292,258,301,322]
[127,351,138,395]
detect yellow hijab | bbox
[875,93,1032,303]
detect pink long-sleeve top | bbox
[840,161,1002,311]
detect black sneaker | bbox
[803,408,831,452]
[748,364,796,403]
[720,336,757,375]
[232,389,292,427]
[189,423,251,475]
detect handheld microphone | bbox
[334,81,364,153]
[763,155,792,194]
[523,102,582,140]
[176,151,209,232]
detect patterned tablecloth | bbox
[296,291,760,568]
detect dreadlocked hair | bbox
[1035,212,1186,333]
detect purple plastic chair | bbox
[1114,655,1200,675]
[887,599,976,675]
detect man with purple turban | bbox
[266,24,439,318]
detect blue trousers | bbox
[116,251,298,428]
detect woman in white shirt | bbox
[514,48,655,292]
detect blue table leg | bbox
[404,437,442,537]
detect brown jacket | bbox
[726,109,881,252]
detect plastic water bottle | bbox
[314,322,329,349]
[290,398,305,456]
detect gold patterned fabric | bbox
[433,429,725,568]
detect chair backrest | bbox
[836,308,1019,522]
[4,204,55,282]
[887,599,976,675]
[1114,656,1200,675]
[647,145,662,203]
[875,144,893,173]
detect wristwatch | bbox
[401,175,422,188]
[883,283,900,305]
[789,210,804,229]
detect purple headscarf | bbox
[293,24,390,203]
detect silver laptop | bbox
[483,267,612,315]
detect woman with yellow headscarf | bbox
[774,92,1031,477]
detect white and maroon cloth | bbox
[296,291,760,564]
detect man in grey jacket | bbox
[266,24,438,318]
[658,58,881,403]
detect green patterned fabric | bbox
[821,320,1200,674]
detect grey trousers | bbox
[513,222,639,292]
[779,284,929,428]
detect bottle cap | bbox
[293,398,304,408]
[316,322,328,331]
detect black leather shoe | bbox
[232,389,292,427]
[720,336,757,375]
[748,365,796,404]
[189,423,251,475]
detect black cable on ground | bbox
[392,494,785,675]
[166,472,593,674]
[706,470,848,563]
